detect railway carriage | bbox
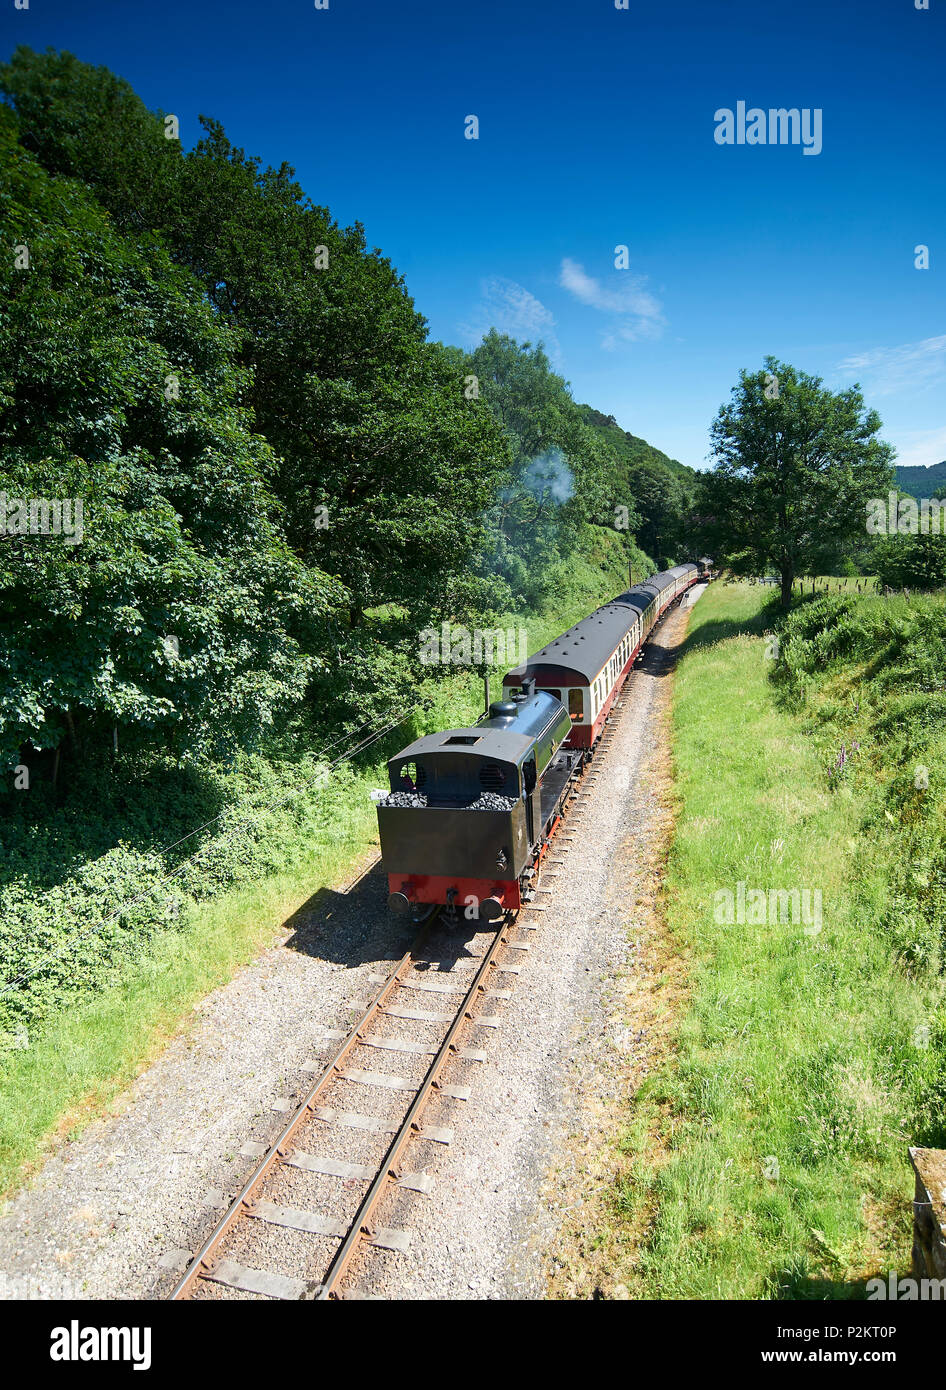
[502,563,699,748]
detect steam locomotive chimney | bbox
[522,676,536,698]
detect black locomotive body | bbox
[377,684,574,919]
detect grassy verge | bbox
[0,566,624,1196]
[614,580,944,1299]
[0,786,379,1195]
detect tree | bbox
[874,532,946,591]
[0,110,343,772]
[702,357,894,606]
[468,331,640,608]
[0,47,509,631]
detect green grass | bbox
[616,580,944,1299]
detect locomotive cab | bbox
[377,688,572,920]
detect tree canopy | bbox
[0,107,343,769]
[0,45,700,776]
[465,331,690,608]
[0,46,509,630]
[699,357,894,605]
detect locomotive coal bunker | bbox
[377,679,574,921]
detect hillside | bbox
[579,407,698,566]
[895,460,946,500]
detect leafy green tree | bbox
[0,47,509,630]
[874,533,946,591]
[701,357,894,605]
[468,331,637,607]
[0,110,342,772]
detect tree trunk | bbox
[780,566,794,608]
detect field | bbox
[607,579,946,1298]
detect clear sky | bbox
[2,0,943,471]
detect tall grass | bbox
[616,582,945,1299]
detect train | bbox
[376,560,711,922]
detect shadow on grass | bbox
[770,1263,888,1301]
[680,605,780,655]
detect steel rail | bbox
[315,916,514,1299]
[170,638,650,1301]
[169,915,436,1300]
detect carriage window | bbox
[545,689,561,701]
[569,689,583,722]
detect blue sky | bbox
[3,0,943,470]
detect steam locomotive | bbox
[377,562,706,920]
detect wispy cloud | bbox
[459,277,560,360]
[836,335,946,397]
[558,257,665,348]
[890,425,946,470]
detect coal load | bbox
[380,790,428,808]
[379,790,517,811]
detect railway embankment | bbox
[0,588,699,1299]
[548,579,946,1299]
[0,573,625,1201]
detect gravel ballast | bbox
[0,586,704,1301]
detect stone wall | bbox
[909,1147,946,1281]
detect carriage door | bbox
[523,756,537,849]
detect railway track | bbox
[169,905,531,1299]
[168,672,646,1302]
